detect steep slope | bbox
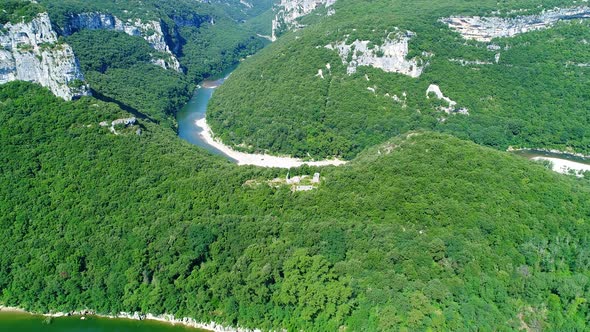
[39,0,271,81]
[209,0,590,159]
[0,12,89,100]
[58,12,183,71]
[2,82,590,330]
[271,0,336,40]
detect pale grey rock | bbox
[111,117,136,126]
[294,185,315,192]
[240,0,253,8]
[312,172,320,183]
[449,58,494,66]
[272,0,337,41]
[0,13,89,100]
[101,117,137,135]
[442,6,590,42]
[63,13,181,71]
[0,51,17,83]
[566,61,590,67]
[426,84,469,115]
[385,91,408,108]
[326,30,429,78]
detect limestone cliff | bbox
[325,31,429,78]
[0,13,89,100]
[442,6,590,42]
[271,0,336,41]
[61,13,181,71]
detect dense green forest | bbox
[208,0,590,159]
[2,82,590,330]
[38,0,272,27]
[3,0,590,330]
[39,0,271,79]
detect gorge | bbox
[3,0,590,331]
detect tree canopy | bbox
[2,82,590,330]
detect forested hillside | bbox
[3,0,590,330]
[2,82,590,330]
[208,0,590,159]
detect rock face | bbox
[442,6,590,42]
[99,117,138,135]
[271,0,336,41]
[62,13,181,71]
[426,84,468,115]
[0,13,89,100]
[325,31,428,78]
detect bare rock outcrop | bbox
[0,13,89,100]
[325,31,429,78]
[271,0,337,41]
[426,84,468,115]
[442,6,590,42]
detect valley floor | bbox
[195,118,347,168]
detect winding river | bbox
[177,72,346,168]
[177,79,590,173]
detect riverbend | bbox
[177,74,346,168]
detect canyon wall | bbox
[0,13,89,100]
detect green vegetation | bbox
[3,0,590,330]
[66,30,190,123]
[2,82,590,330]
[0,0,44,24]
[178,19,268,83]
[209,0,590,159]
[38,0,273,26]
[67,31,156,73]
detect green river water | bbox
[0,312,208,331]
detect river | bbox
[176,72,346,168]
[0,312,207,332]
[177,74,237,162]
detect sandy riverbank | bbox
[0,306,258,332]
[201,81,221,88]
[0,306,26,313]
[532,156,590,177]
[195,118,347,168]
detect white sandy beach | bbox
[532,156,590,177]
[195,118,347,168]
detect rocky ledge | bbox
[442,6,590,42]
[325,30,430,78]
[272,0,337,41]
[0,13,89,100]
[426,84,469,115]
